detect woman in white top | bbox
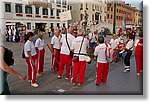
[35,33,45,76]
[24,32,38,87]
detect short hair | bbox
[128,33,134,39]
[98,36,104,44]
[27,32,34,40]
[139,31,143,37]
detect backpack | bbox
[3,47,14,66]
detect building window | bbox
[62,0,67,5]
[43,8,48,15]
[56,9,61,16]
[35,7,39,15]
[70,6,72,10]
[51,9,54,16]
[56,0,61,4]
[86,3,88,9]
[111,15,112,19]
[15,4,22,13]
[50,23,54,28]
[107,7,110,11]
[111,7,113,11]
[25,5,32,14]
[57,23,60,28]
[63,23,66,27]
[5,3,11,12]
[80,14,83,21]
[80,3,83,10]
[27,23,31,30]
[107,14,109,19]
[92,14,94,21]
[50,0,54,3]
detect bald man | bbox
[51,29,61,73]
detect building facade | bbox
[106,1,138,28]
[1,0,68,32]
[68,0,107,24]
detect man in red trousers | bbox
[94,36,110,86]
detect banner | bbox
[59,10,72,22]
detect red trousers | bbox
[96,62,109,85]
[135,52,143,73]
[71,61,86,84]
[37,48,45,74]
[52,49,60,73]
[25,55,38,84]
[112,49,117,62]
[58,54,72,78]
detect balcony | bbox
[57,4,61,7]
[56,16,60,19]
[35,15,41,18]
[26,14,32,17]
[50,16,55,19]
[43,15,48,18]
[16,13,23,17]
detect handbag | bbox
[72,37,85,62]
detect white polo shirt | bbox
[60,33,75,55]
[24,40,37,57]
[94,43,110,63]
[71,36,89,61]
[35,38,45,50]
[126,39,134,51]
[51,35,61,50]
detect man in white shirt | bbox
[123,34,134,72]
[58,27,75,79]
[71,29,89,86]
[51,29,61,74]
[94,36,110,86]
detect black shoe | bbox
[96,83,99,86]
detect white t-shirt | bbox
[71,36,89,61]
[88,33,97,43]
[60,33,75,55]
[51,35,61,50]
[110,38,118,49]
[126,39,134,51]
[94,43,110,63]
[24,40,37,57]
[35,38,45,50]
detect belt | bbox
[74,53,87,55]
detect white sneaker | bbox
[65,78,69,80]
[137,73,140,76]
[31,83,39,88]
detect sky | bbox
[124,0,143,10]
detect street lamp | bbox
[113,0,117,34]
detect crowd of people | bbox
[0,25,143,94]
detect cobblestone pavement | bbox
[4,35,142,95]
